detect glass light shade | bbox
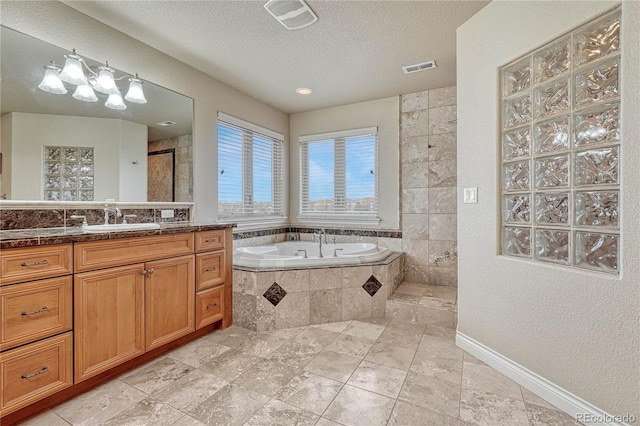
[105,92,127,110]
[124,78,147,104]
[59,55,88,85]
[38,66,67,94]
[72,84,98,102]
[93,67,119,95]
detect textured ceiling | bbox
[64,0,489,114]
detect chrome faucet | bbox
[103,205,121,225]
[313,228,326,258]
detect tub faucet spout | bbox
[313,229,326,258]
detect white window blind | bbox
[217,113,284,220]
[300,127,378,219]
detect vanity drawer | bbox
[0,244,73,286]
[0,332,73,416]
[75,233,194,272]
[0,276,73,351]
[195,230,225,253]
[196,252,225,291]
[195,286,224,329]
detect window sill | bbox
[223,216,287,232]
[296,215,381,228]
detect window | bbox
[217,113,284,222]
[499,9,620,274]
[299,127,378,223]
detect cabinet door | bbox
[74,264,145,383]
[145,255,195,351]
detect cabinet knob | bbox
[148,268,155,274]
[21,366,49,379]
[140,270,147,275]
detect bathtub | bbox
[233,241,392,269]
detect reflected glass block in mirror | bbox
[503,94,531,129]
[503,57,531,96]
[503,127,530,160]
[534,78,569,119]
[503,194,531,223]
[503,160,530,191]
[534,37,570,84]
[574,146,618,186]
[534,116,569,154]
[575,191,618,228]
[574,102,619,147]
[43,145,94,201]
[535,154,569,188]
[535,229,569,264]
[535,192,569,225]
[575,12,620,68]
[575,58,618,107]
[575,231,618,273]
[503,227,531,257]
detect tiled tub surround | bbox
[0,201,193,231]
[233,253,405,331]
[400,86,458,286]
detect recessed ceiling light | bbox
[296,87,313,95]
[157,120,176,127]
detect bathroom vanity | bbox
[0,224,233,423]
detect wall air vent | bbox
[402,60,437,74]
[264,0,318,30]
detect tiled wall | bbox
[400,86,458,286]
[148,134,193,202]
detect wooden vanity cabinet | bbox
[194,229,231,329]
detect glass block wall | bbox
[500,9,620,274]
[43,146,95,201]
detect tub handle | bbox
[334,248,344,257]
[295,249,308,259]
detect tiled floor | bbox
[21,284,580,426]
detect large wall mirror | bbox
[0,26,194,203]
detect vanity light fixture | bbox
[37,48,146,110]
[296,87,313,95]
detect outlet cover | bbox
[463,187,478,204]
[161,209,175,218]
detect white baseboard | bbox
[456,331,633,426]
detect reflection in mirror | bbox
[0,26,194,202]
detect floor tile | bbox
[205,327,255,348]
[398,371,461,418]
[233,357,299,396]
[172,415,208,426]
[304,350,361,382]
[346,360,407,398]
[356,316,392,327]
[120,357,194,394]
[341,320,386,341]
[100,396,184,426]
[235,332,287,357]
[199,349,262,381]
[151,369,228,412]
[245,399,319,425]
[18,410,69,426]
[166,338,231,368]
[526,403,582,426]
[364,342,416,371]
[419,296,456,311]
[410,350,463,385]
[395,283,428,296]
[388,292,422,304]
[310,320,352,333]
[324,333,375,358]
[53,380,147,425]
[377,326,423,350]
[262,326,307,340]
[521,386,557,409]
[463,351,487,366]
[324,385,395,426]
[388,399,459,426]
[292,327,341,350]
[315,418,343,426]
[267,341,324,372]
[417,334,463,360]
[423,324,456,339]
[386,318,427,334]
[275,372,344,415]
[459,387,529,426]
[188,383,270,426]
[462,361,523,400]
[422,284,457,300]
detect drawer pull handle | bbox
[20,259,48,267]
[205,267,218,272]
[148,268,155,274]
[206,303,218,310]
[205,239,218,243]
[21,366,48,379]
[21,306,48,316]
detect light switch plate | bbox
[161,209,175,218]
[464,187,478,204]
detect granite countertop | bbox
[0,222,236,249]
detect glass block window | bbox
[500,8,620,274]
[43,146,94,201]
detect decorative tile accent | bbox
[264,282,287,307]
[362,276,382,297]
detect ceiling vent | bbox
[402,60,437,74]
[264,0,318,30]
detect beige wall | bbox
[289,97,400,230]
[0,0,289,221]
[457,0,638,417]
